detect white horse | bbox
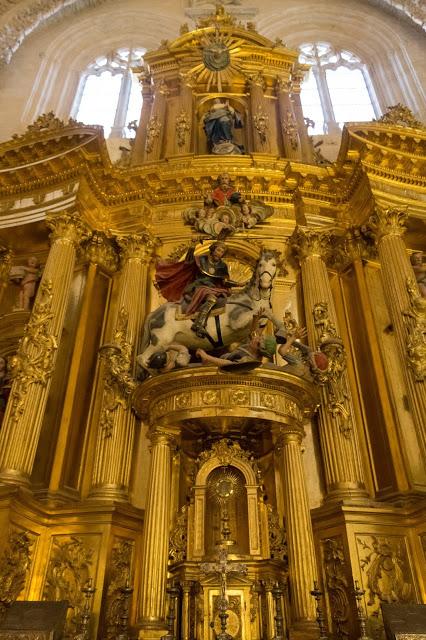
[137,251,283,369]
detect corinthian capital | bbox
[370,206,408,240]
[116,230,157,264]
[148,427,179,449]
[46,211,92,246]
[290,226,333,263]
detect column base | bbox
[138,626,168,640]
[87,484,129,502]
[323,482,370,505]
[0,468,30,487]
[289,620,318,640]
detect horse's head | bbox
[256,251,278,291]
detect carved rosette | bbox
[8,280,57,424]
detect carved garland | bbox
[8,280,57,424]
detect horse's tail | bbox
[139,304,168,353]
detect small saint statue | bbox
[9,256,41,311]
[203,99,244,155]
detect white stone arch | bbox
[257,2,426,120]
[190,450,263,560]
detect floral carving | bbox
[145,115,162,153]
[8,280,57,424]
[266,504,287,562]
[42,536,94,635]
[11,112,83,142]
[176,109,191,147]
[323,538,351,639]
[0,530,33,619]
[282,109,298,150]
[169,505,188,563]
[402,278,426,381]
[104,539,134,640]
[377,104,425,130]
[253,106,269,144]
[98,307,136,438]
[312,302,353,437]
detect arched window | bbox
[299,43,380,135]
[72,47,145,138]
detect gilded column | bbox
[89,231,155,501]
[290,65,313,163]
[291,227,368,501]
[274,427,317,631]
[249,72,270,153]
[262,579,276,640]
[181,580,193,640]
[372,206,426,458]
[138,428,178,634]
[144,78,169,162]
[0,246,12,308]
[276,77,301,160]
[0,211,90,485]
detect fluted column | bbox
[292,227,368,501]
[0,211,90,485]
[138,428,178,631]
[372,207,426,458]
[276,77,301,160]
[0,246,12,308]
[274,427,317,629]
[262,579,276,640]
[89,231,155,501]
[181,581,193,640]
[249,73,270,153]
[144,79,169,161]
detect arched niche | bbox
[196,96,249,155]
[189,442,263,560]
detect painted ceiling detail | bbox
[0,0,424,68]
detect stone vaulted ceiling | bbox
[0,0,424,68]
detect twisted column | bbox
[138,428,178,630]
[0,211,90,485]
[274,427,317,628]
[89,231,155,501]
[276,77,301,160]
[372,207,426,459]
[291,227,368,501]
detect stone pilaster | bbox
[372,206,426,459]
[138,428,178,631]
[291,227,368,501]
[89,231,155,501]
[131,70,154,165]
[0,211,90,485]
[276,77,301,160]
[274,427,317,630]
[249,73,270,153]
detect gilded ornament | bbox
[376,104,425,129]
[45,211,91,247]
[145,115,162,153]
[402,277,426,381]
[266,504,287,561]
[169,505,188,563]
[0,530,33,617]
[104,539,134,640]
[253,106,269,144]
[175,392,191,408]
[323,538,351,639]
[369,206,408,240]
[282,110,298,150]
[230,389,248,404]
[42,536,94,635]
[10,112,83,143]
[202,40,230,71]
[175,109,191,147]
[83,231,119,272]
[98,307,136,438]
[8,280,57,425]
[291,226,333,263]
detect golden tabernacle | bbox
[0,7,425,640]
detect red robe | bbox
[211,186,234,206]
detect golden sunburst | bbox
[184,29,245,92]
[207,466,243,504]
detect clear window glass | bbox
[74,47,145,138]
